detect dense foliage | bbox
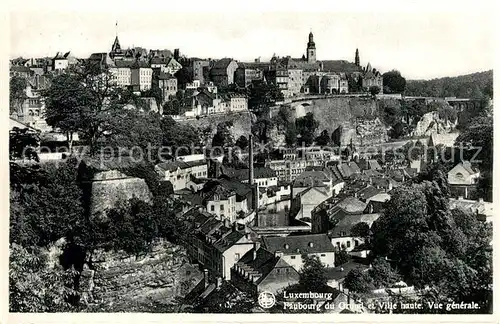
[368,169,492,313]
[382,70,406,94]
[405,70,492,99]
[10,75,27,115]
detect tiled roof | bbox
[237,248,297,284]
[429,132,459,147]
[320,60,361,73]
[330,213,381,238]
[335,197,367,214]
[262,234,336,255]
[449,198,493,217]
[114,60,135,68]
[459,161,479,175]
[156,160,206,172]
[356,185,383,201]
[213,230,245,252]
[10,66,32,73]
[324,261,370,280]
[204,185,236,201]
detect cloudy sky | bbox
[9,0,495,80]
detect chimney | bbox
[203,268,209,289]
[224,218,230,228]
[254,241,261,251]
[253,248,257,260]
[458,196,464,200]
[249,135,254,186]
[249,135,259,226]
[478,198,484,203]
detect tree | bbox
[370,178,492,312]
[369,257,401,289]
[10,75,27,115]
[102,109,163,158]
[344,268,374,293]
[160,116,201,157]
[369,86,381,96]
[295,112,319,146]
[382,70,406,93]
[315,130,330,146]
[284,123,298,147]
[174,66,193,89]
[334,248,349,267]
[298,254,327,291]
[212,121,234,148]
[235,135,249,151]
[272,105,293,132]
[248,80,283,113]
[9,243,79,312]
[9,127,40,161]
[10,160,86,248]
[331,126,342,146]
[351,222,370,239]
[43,62,127,153]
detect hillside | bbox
[405,70,493,98]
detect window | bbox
[346,241,351,248]
[211,205,215,211]
[321,254,326,257]
[234,253,240,261]
[220,205,224,211]
[290,256,296,259]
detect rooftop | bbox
[262,233,336,255]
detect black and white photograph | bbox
[5,0,496,320]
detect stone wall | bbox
[90,170,152,216]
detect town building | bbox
[182,208,256,280]
[155,160,208,191]
[150,56,182,75]
[329,213,381,252]
[109,60,133,87]
[209,58,238,86]
[447,161,480,199]
[261,234,336,271]
[154,70,178,102]
[192,59,211,84]
[231,243,299,295]
[130,62,153,91]
[449,197,493,222]
[234,62,266,87]
[52,51,76,70]
[292,186,330,222]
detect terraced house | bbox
[155,160,208,191]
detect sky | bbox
[8,0,495,80]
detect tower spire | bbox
[355,48,360,66]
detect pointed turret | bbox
[355,48,360,66]
[112,36,121,52]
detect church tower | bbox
[111,36,121,53]
[306,31,316,64]
[355,48,360,66]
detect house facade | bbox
[261,234,336,271]
[183,209,256,280]
[155,160,208,191]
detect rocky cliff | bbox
[178,111,255,146]
[80,242,203,312]
[411,111,457,137]
[288,97,388,147]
